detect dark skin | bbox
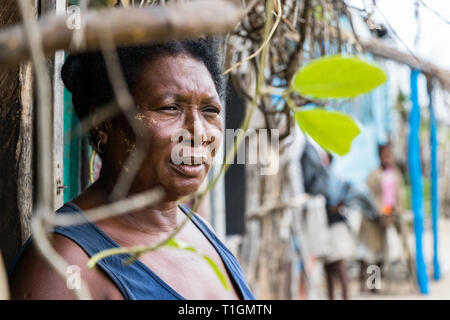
[379,144,393,170]
[322,152,349,300]
[10,54,241,300]
[378,144,396,218]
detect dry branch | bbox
[0,0,243,69]
[361,38,450,92]
[0,250,9,300]
[284,0,311,82]
[192,0,278,212]
[96,28,151,201]
[47,187,165,226]
[247,193,310,220]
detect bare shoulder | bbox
[9,233,121,300]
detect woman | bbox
[9,39,254,300]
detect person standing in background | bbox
[367,143,405,222]
[363,142,406,288]
[322,153,354,300]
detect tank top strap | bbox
[178,204,255,300]
[53,202,183,300]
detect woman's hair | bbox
[61,38,224,149]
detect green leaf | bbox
[295,109,361,156]
[88,247,137,268]
[165,238,197,253]
[201,255,231,291]
[165,239,231,291]
[291,55,387,99]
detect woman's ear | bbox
[89,104,112,143]
[97,127,108,145]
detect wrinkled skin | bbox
[102,53,223,200]
[10,54,242,300]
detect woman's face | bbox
[106,53,223,200]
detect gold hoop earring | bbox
[97,139,107,154]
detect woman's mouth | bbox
[169,157,206,177]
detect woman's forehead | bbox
[139,54,213,85]
[152,91,220,103]
[135,54,219,100]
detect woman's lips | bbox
[169,160,205,177]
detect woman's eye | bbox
[203,106,220,114]
[159,105,179,111]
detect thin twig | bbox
[32,209,93,299]
[70,102,120,142]
[417,0,450,25]
[96,24,150,201]
[334,0,342,53]
[194,0,278,212]
[88,200,198,266]
[284,94,303,113]
[281,14,299,36]
[47,187,165,226]
[243,0,261,17]
[70,0,90,50]
[223,0,282,75]
[0,1,244,69]
[284,0,311,82]
[0,250,9,300]
[373,3,421,65]
[248,193,310,219]
[343,2,364,53]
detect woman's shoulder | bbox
[9,202,121,300]
[9,233,107,299]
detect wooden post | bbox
[41,0,66,210]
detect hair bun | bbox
[61,54,84,94]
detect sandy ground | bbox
[350,216,450,300]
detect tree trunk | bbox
[0,0,33,268]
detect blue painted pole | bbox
[427,81,441,281]
[408,69,429,294]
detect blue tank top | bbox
[9,201,255,300]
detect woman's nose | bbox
[185,112,207,146]
[194,121,208,146]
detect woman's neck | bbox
[73,171,183,238]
